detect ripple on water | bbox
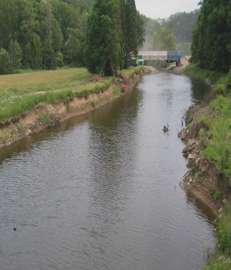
[0,73,215,270]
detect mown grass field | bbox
[0,66,143,123]
[0,68,113,122]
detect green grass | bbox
[204,205,231,269]
[185,66,231,178]
[205,254,231,270]
[112,86,123,95]
[0,68,114,122]
[0,66,142,123]
[184,64,224,84]
[120,66,144,78]
[211,191,222,201]
[38,113,53,126]
[201,94,231,177]
[184,65,231,269]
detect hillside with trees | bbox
[142,10,199,54]
[152,27,176,50]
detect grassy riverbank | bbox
[0,67,143,124]
[205,205,231,270]
[183,64,231,269]
[0,66,145,149]
[0,68,109,123]
[184,65,231,178]
[184,64,224,84]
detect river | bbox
[0,72,215,270]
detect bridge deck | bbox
[138,51,181,62]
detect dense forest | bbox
[0,0,144,75]
[191,0,231,72]
[0,0,92,73]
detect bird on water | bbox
[162,124,169,133]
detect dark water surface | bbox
[0,73,214,270]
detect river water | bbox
[0,73,215,270]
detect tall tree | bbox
[84,0,121,75]
[191,0,231,72]
[123,0,144,67]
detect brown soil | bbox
[179,106,230,218]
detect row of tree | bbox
[0,0,144,76]
[0,0,90,74]
[84,0,144,75]
[191,0,231,72]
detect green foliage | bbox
[0,68,116,122]
[0,66,142,123]
[84,0,144,75]
[8,40,22,70]
[56,52,64,67]
[112,86,122,95]
[0,0,91,73]
[39,113,53,126]
[218,205,231,255]
[120,66,144,78]
[0,48,11,74]
[163,11,199,44]
[184,64,223,83]
[84,0,121,76]
[211,191,222,201]
[204,205,231,269]
[152,27,176,51]
[123,0,144,66]
[192,0,231,72]
[185,65,231,178]
[202,101,231,177]
[142,11,198,51]
[0,0,144,74]
[64,28,82,66]
[205,254,231,270]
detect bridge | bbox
[137,51,182,66]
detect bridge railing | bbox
[138,51,182,63]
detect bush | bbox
[205,255,231,270]
[0,48,11,74]
[56,52,64,67]
[218,205,231,255]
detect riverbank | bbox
[179,65,231,214]
[0,66,151,150]
[179,64,231,269]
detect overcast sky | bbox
[136,0,199,19]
